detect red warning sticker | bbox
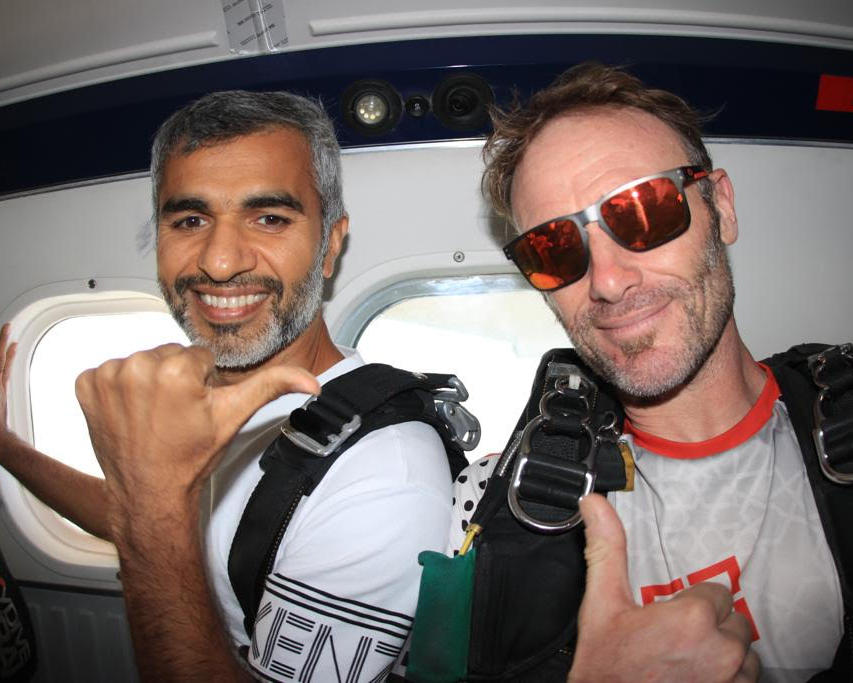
[815,74,853,112]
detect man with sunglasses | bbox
[446,63,846,681]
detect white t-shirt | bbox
[204,348,452,682]
[448,366,842,683]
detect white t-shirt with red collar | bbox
[448,365,842,683]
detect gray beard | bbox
[552,226,734,400]
[159,258,324,370]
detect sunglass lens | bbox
[511,219,587,291]
[600,177,688,250]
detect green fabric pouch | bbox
[406,547,477,683]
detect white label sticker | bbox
[221,0,288,54]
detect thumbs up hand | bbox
[75,344,319,531]
[568,494,760,683]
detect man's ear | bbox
[322,216,350,278]
[710,169,738,245]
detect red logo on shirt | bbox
[640,556,760,641]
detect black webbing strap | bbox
[228,363,469,638]
[289,365,456,446]
[521,350,628,493]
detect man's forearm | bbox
[0,429,110,539]
[72,345,320,682]
[111,498,251,683]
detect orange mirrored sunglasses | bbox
[504,165,709,291]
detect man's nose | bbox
[197,221,257,282]
[584,223,642,303]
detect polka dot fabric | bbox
[446,453,500,555]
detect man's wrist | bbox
[0,424,21,446]
[108,491,200,557]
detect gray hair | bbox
[149,90,345,251]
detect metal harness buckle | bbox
[280,396,363,457]
[431,375,481,452]
[507,368,600,533]
[809,343,853,485]
[281,373,480,457]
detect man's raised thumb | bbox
[578,493,633,609]
[213,365,321,438]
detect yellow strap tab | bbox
[618,440,635,491]
[458,523,482,556]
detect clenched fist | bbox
[569,494,760,683]
[75,344,319,530]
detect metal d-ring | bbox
[507,414,598,533]
[541,374,593,419]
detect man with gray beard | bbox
[445,63,846,682]
[0,91,453,682]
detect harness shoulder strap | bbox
[763,343,853,679]
[227,363,474,638]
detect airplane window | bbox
[29,312,188,479]
[13,283,565,560]
[23,283,568,493]
[355,285,570,461]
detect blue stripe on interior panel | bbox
[1,34,851,195]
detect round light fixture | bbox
[354,92,388,126]
[342,80,402,136]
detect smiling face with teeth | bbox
[156,127,348,371]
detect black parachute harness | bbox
[460,352,633,550]
[457,349,634,681]
[407,349,634,682]
[227,362,480,639]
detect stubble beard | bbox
[557,222,735,400]
[159,258,324,370]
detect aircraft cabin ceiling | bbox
[2,0,852,106]
[1,0,851,197]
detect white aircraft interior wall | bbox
[1,4,851,682]
[2,138,852,575]
[0,138,851,682]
